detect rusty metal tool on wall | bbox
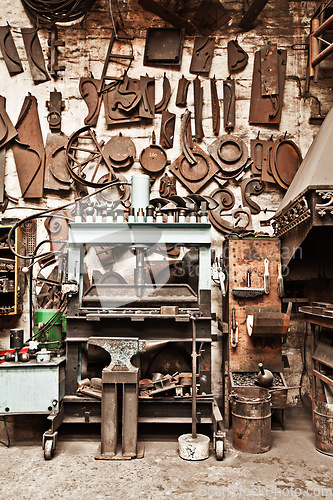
[190,37,215,75]
[79,78,102,127]
[223,77,235,131]
[0,96,18,149]
[0,25,23,76]
[193,76,204,142]
[227,39,248,73]
[155,73,171,114]
[160,110,175,149]
[192,0,231,35]
[210,76,220,135]
[238,0,269,31]
[44,133,71,191]
[21,28,50,84]
[176,75,190,107]
[11,94,45,198]
[138,0,196,35]
[139,75,155,119]
[47,25,65,79]
[46,90,64,133]
[143,27,184,68]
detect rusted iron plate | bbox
[194,76,204,142]
[181,110,196,166]
[176,75,190,107]
[208,135,248,178]
[0,148,5,205]
[250,137,264,175]
[210,76,220,136]
[140,143,167,174]
[103,134,136,170]
[159,172,177,197]
[155,73,171,114]
[21,28,50,84]
[271,139,302,190]
[232,207,253,231]
[79,77,102,127]
[260,44,279,96]
[11,94,45,198]
[160,109,175,149]
[190,37,215,75]
[223,77,235,131]
[170,142,219,193]
[0,96,17,149]
[261,139,276,184]
[249,47,287,125]
[208,187,235,233]
[46,90,64,133]
[227,39,248,73]
[44,133,71,191]
[192,0,231,35]
[240,176,265,214]
[139,75,155,119]
[47,25,65,79]
[96,173,130,203]
[238,0,269,31]
[0,25,23,76]
[138,0,196,35]
[104,76,141,125]
[143,28,183,68]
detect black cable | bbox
[20,0,98,26]
[0,417,10,448]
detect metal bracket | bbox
[47,25,65,79]
[46,90,64,133]
[0,25,23,76]
[21,28,50,84]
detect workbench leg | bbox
[101,383,118,456]
[65,342,80,395]
[122,382,138,457]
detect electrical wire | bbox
[20,0,98,26]
[0,417,10,448]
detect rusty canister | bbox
[230,387,271,453]
[314,401,333,456]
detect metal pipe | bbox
[312,41,333,68]
[191,316,197,439]
[312,13,333,38]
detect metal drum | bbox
[230,387,271,453]
[314,401,333,456]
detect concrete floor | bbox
[0,409,332,500]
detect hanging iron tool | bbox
[231,309,238,348]
[208,187,236,233]
[155,73,171,114]
[160,110,175,149]
[192,0,231,35]
[11,94,45,198]
[240,176,265,215]
[270,137,302,190]
[104,75,142,125]
[143,27,184,68]
[193,76,204,142]
[232,206,253,231]
[44,133,71,191]
[0,25,23,76]
[139,75,155,119]
[181,110,196,166]
[190,36,215,75]
[210,76,220,136]
[0,148,5,206]
[250,132,264,176]
[140,131,168,175]
[227,39,248,73]
[238,0,269,31]
[46,89,64,133]
[208,135,248,179]
[223,76,236,131]
[47,25,65,79]
[249,44,287,125]
[159,172,177,198]
[176,75,190,107]
[21,28,50,84]
[260,137,276,184]
[138,0,196,35]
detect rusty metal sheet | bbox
[155,73,171,114]
[159,173,177,197]
[176,75,190,107]
[46,90,64,133]
[208,135,248,178]
[79,77,102,127]
[12,94,45,198]
[169,142,219,193]
[240,176,265,214]
[249,48,287,125]
[260,44,279,96]
[140,132,167,174]
[47,25,65,79]
[103,134,136,170]
[104,76,141,126]
[160,109,175,149]
[261,139,275,184]
[192,0,231,35]
[238,0,269,31]
[194,76,204,142]
[208,187,236,233]
[21,28,50,84]
[44,133,71,191]
[0,96,17,149]
[0,25,23,76]
[0,148,5,204]
[143,27,184,68]
[138,0,195,35]
[210,76,220,136]
[250,136,264,175]
[139,75,155,119]
[223,77,235,131]
[271,138,302,190]
[190,36,215,75]
[227,39,248,73]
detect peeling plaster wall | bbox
[0,0,331,413]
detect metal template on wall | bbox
[21,28,50,84]
[190,37,215,75]
[0,25,23,76]
[227,39,248,73]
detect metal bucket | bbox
[231,387,271,454]
[314,401,333,456]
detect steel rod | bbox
[191,315,197,439]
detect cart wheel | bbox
[44,440,54,460]
[215,439,224,461]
